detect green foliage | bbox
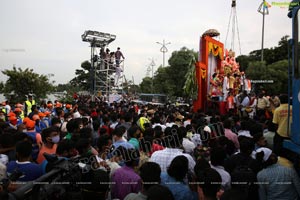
[139,77,153,93]
[55,83,82,102]
[70,60,91,91]
[236,35,290,71]
[183,56,198,100]
[1,67,55,103]
[139,47,198,98]
[246,60,288,94]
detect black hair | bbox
[239,137,255,155]
[147,185,175,200]
[210,146,227,166]
[223,119,232,129]
[252,133,264,143]
[167,155,188,181]
[51,117,61,126]
[194,157,211,175]
[92,119,100,131]
[80,127,93,139]
[75,138,91,155]
[41,126,60,143]
[279,94,289,104]
[139,162,161,191]
[197,168,222,199]
[56,139,75,156]
[16,140,32,158]
[127,125,140,139]
[66,118,83,133]
[112,127,125,137]
[97,134,112,151]
[162,126,182,148]
[0,133,15,148]
[249,123,263,136]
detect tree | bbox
[153,66,175,95]
[139,77,153,93]
[70,60,92,91]
[2,67,55,103]
[55,83,82,103]
[237,35,290,69]
[167,47,198,97]
[246,60,288,94]
[139,47,197,99]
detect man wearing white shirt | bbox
[150,127,195,173]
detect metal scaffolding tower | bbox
[81,30,124,99]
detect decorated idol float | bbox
[193,29,250,114]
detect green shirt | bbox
[128,138,140,150]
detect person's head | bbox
[25,119,36,131]
[76,138,92,156]
[112,126,125,141]
[9,116,18,126]
[210,146,227,167]
[81,169,109,200]
[256,147,277,167]
[79,127,93,140]
[97,134,112,153]
[197,168,222,200]
[279,94,289,104]
[41,126,60,144]
[127,125,141,139]
[194,157,211,175]
[223,119,232,129]
[56,139,76,158]
[253,133,267,147]
[15,140,32,161]
[51,117,61,128]
[167,155,188,181]
[66,118,83,133]
[147,185,175,200]
[139,162,161,191]
[163,126,182,148]
[239,137,254,155]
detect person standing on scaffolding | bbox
[114,47,125,86]
[115,47,125,67]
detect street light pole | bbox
[156,39,171,67]
[258,0,269,62]
[149,58,156,93]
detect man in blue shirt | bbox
[257,147,300,200]
[7,141,43,182]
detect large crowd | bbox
[0,91,299,200]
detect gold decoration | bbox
[201,69,206,79]
[208,42,223,59]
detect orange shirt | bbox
[36,144,57,164]
[227,95,235,110]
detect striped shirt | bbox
[257,164,300,200]
[150,148,195,173]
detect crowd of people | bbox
[0,91,299,200]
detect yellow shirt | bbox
[272,104,292,137]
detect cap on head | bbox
[256,147,272,162]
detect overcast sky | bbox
[0,0,291,85]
